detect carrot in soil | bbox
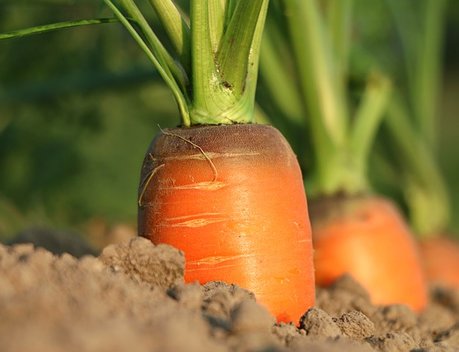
[380,0,459,291]
[100,0,315,323]
[311,195,427,311]
[0,0,315,322]
[260,0,428,311]
[138,124,314,322]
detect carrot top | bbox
[104,0,269,127]
[0,1,269,127]
[379,0,450,237]
[260,0,392,197]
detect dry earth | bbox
[0,237,458,352]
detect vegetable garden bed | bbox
[0,237,458,352]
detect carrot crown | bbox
[261,0,391,197]
[104,0,269,127]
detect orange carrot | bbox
[138,124,315,323]
[101,0,315,323]
[420,236,459,290]
[311,195,428,311]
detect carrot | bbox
[420,236,459,290]
[0,1,315,322]
[380,0,457,291]
[311,195,428,311]
[138,124,314,322]
[261,0,428,310]
[100,0,315,323]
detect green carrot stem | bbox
[190,0,268,125]
[188,0,232,124]
[285,0,341,195]
[259,21,304,125]
[207,0,226,53]
[3,0,270,128]
[119,0,188,91]
[326,0,354,101]
[386,95,450,237]
[217,0,265,97]
[103,0,190,125]
[148,0,191,71]
[285,0,382,196]
[350,71,392,183]
[386,0,446,149]
[385,0,449,236]
[411,0,446,148]
[285,0,347,147]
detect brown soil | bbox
[0,237,458,352]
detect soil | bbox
[0,237,458,352]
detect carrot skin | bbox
[420,235,459,290]
[310,195,428,312]
[138,124,315,323]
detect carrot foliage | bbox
[260,0,391,197]
[104,0,269,126]
[0,18,118,40]
[381,0,450,237]
[0,0,269,127]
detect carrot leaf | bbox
[386,0,447,148]
[147,0,191,72]
[0,18,118,40]
[285,0,348,147]
[103,0,190,125]
[326,0,354,103]
[216,0,266,98]
[190,0,269,125]
[350,71,391,181]
[259,21,304,125]
[385,94,450,236]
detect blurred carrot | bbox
[420,236,459,289]
[381,0,459,290]
[311,195,427,310]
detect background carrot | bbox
[311,196,427,311]
[375,0,459,290]
[420,237,459,289]
[104,0,315,323]
[259,0,428,311]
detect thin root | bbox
[138,163,165,207]
[158,125,218,182]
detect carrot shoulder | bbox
[311,195,428,312]
[138,124,315,323]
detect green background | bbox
[0,1,458,243]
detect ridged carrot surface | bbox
[138,124,315,323]
[311,195,428,311]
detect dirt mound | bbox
[0,238,458,352]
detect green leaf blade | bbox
[0,18,118,40]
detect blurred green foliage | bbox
[0,1,458,239]
[0,1,177,238]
